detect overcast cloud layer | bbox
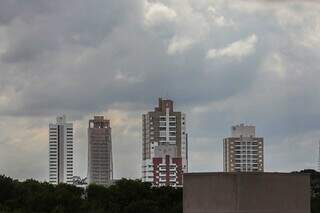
[0,0,320,181]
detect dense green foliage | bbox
[1,170,320,212]
[0,177,182,213]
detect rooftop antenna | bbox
[165,91,169,100]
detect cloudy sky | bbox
[0,0,320,181]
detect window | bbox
[159,121,166,126]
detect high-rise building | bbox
[49,115,73,184]
[223,124,264,172]
[142,98,188,187]
[87,116,113,185]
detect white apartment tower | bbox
[223,124,264,172]
[49,115,73,184]
[142,98,188,187]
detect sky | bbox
[0,0,320,181]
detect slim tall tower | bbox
[318,141,320,172]
[49,115,73,184]
[87,116,113,185]
[142,98,188,187]
[223,124,264,172]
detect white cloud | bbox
[262,53,286,79]
[114,70,142,84]
[300,20,320,48]
[167,36,194,55]
[206,34,258,60]
[144,2,177,27]
[207,6,234,27]
[144,0,212,55]
[229,1,268,14]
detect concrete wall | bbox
[184,172,310,213]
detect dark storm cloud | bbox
[1,0,142,64]
[0,0,60,25]
[0,18,257,117]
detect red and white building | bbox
[142,98,188,187]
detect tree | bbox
[0,176,184,213]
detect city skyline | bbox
[47,101,271,184]
[46,103,268,184]
[1,0,320,182]
[2,96,319,182]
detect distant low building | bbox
[223,124,264,172]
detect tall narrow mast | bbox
[318,141,320,171]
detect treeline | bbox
[1,170,320,213]
[0,177,182,213]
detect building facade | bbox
[87,116,113,185]
[49,115,73,184]
[142,98,188,187]
[184,173,310,213]
[223,124,264,172]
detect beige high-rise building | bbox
[142,98,188,187]
[87,116,113,185]
[223,124,264,172]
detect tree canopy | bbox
[0,177,182,213]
